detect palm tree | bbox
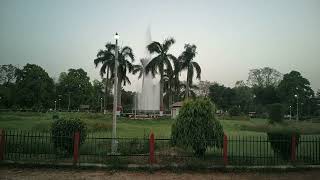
[94,43,135,110]
[145,38,175,112]
[179,44,201,99]
[94,43,114,111]
[179,83,199,99]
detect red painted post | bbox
[291,135,296,162]
[223,134,228,166]
[149,132,155,164]
[73,132,80,165]
[0,129,5,161]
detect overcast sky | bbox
[1,0,320,91]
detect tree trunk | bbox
[186,75,190,99]
[117,79,122,109]
[160,76,164,111]
[104,69,109,111]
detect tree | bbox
[233,81,253,113]
[15,64,55,109]
[278,71,314,116]
[92,79,104,112]
[0,64,18,85]
[171,98,224,157]
[247,67,282,88]
[94,43,114,111]
[145,38,175,112]
[56,68,92,110]
[179,44,201,99]
[94,43,135,110]
[208,83,236,111]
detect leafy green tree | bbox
[233,81,254,113]
[278,71,314,116]
[208,83,236,111]
[146,38,175,111]
[56,68,92,110]
[179,44,201,99]
[15,64,55,109]
[171,98,224,157]
[92,79,104,111]
[247,67,282,88]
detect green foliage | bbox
[51,118,87,155]
[268,103,284,124]
[267,131,300,160]
[171,98,224,157]
[229,106,241,116]
[15,64,55,109]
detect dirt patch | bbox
[0,167,320,180]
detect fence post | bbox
[0,129,5,161]
[73,131,80,165]
[223,134,228,166]
[149,132,155,164]
[291,135,296,162]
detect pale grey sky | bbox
[1,0,320,91]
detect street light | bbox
[54,100,57,111]
[289,105,292,121]
[112,32,119,153]
[100,97,103,113]
[294,94,299,121]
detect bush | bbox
[268,103,284,124]
[267,131,300,160]
[229,106,241,116]
[52,114,59,120]
[171,98,224,157]
[51,118,87,155]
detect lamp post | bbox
[289,105,292,121]
[54,100,57,111]
[294,94,298,121]
[100,97,103,113]
[112,32,120,153]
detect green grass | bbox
[1,112,320,138]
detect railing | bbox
[0,129,319,167]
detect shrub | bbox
[51,118,87,155]
[267,131,300,160]
[229,106,240,116]
[171,98,224,157]
[268,103,284,124]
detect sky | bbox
[0,0,320,91]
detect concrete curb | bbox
[2,160,320,170]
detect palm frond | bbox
[147,41,162,54]
[192,61,201,79]
[163,38,175,52]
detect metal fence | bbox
[0,130,319,167]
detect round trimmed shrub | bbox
[267,131,300,160]
[171,98,224,157]
[51,118,87,155]
[268,103,284,124]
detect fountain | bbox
[136,26,161,116]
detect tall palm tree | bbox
[94,43,135,110]
[145,38,175,112]
[94,43,114,111]
[180,44,201,99]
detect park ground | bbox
[1,112,320,137]
[1,167,320,180]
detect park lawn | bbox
[1,112,320,138]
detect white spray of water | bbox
[137,26,160,111]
